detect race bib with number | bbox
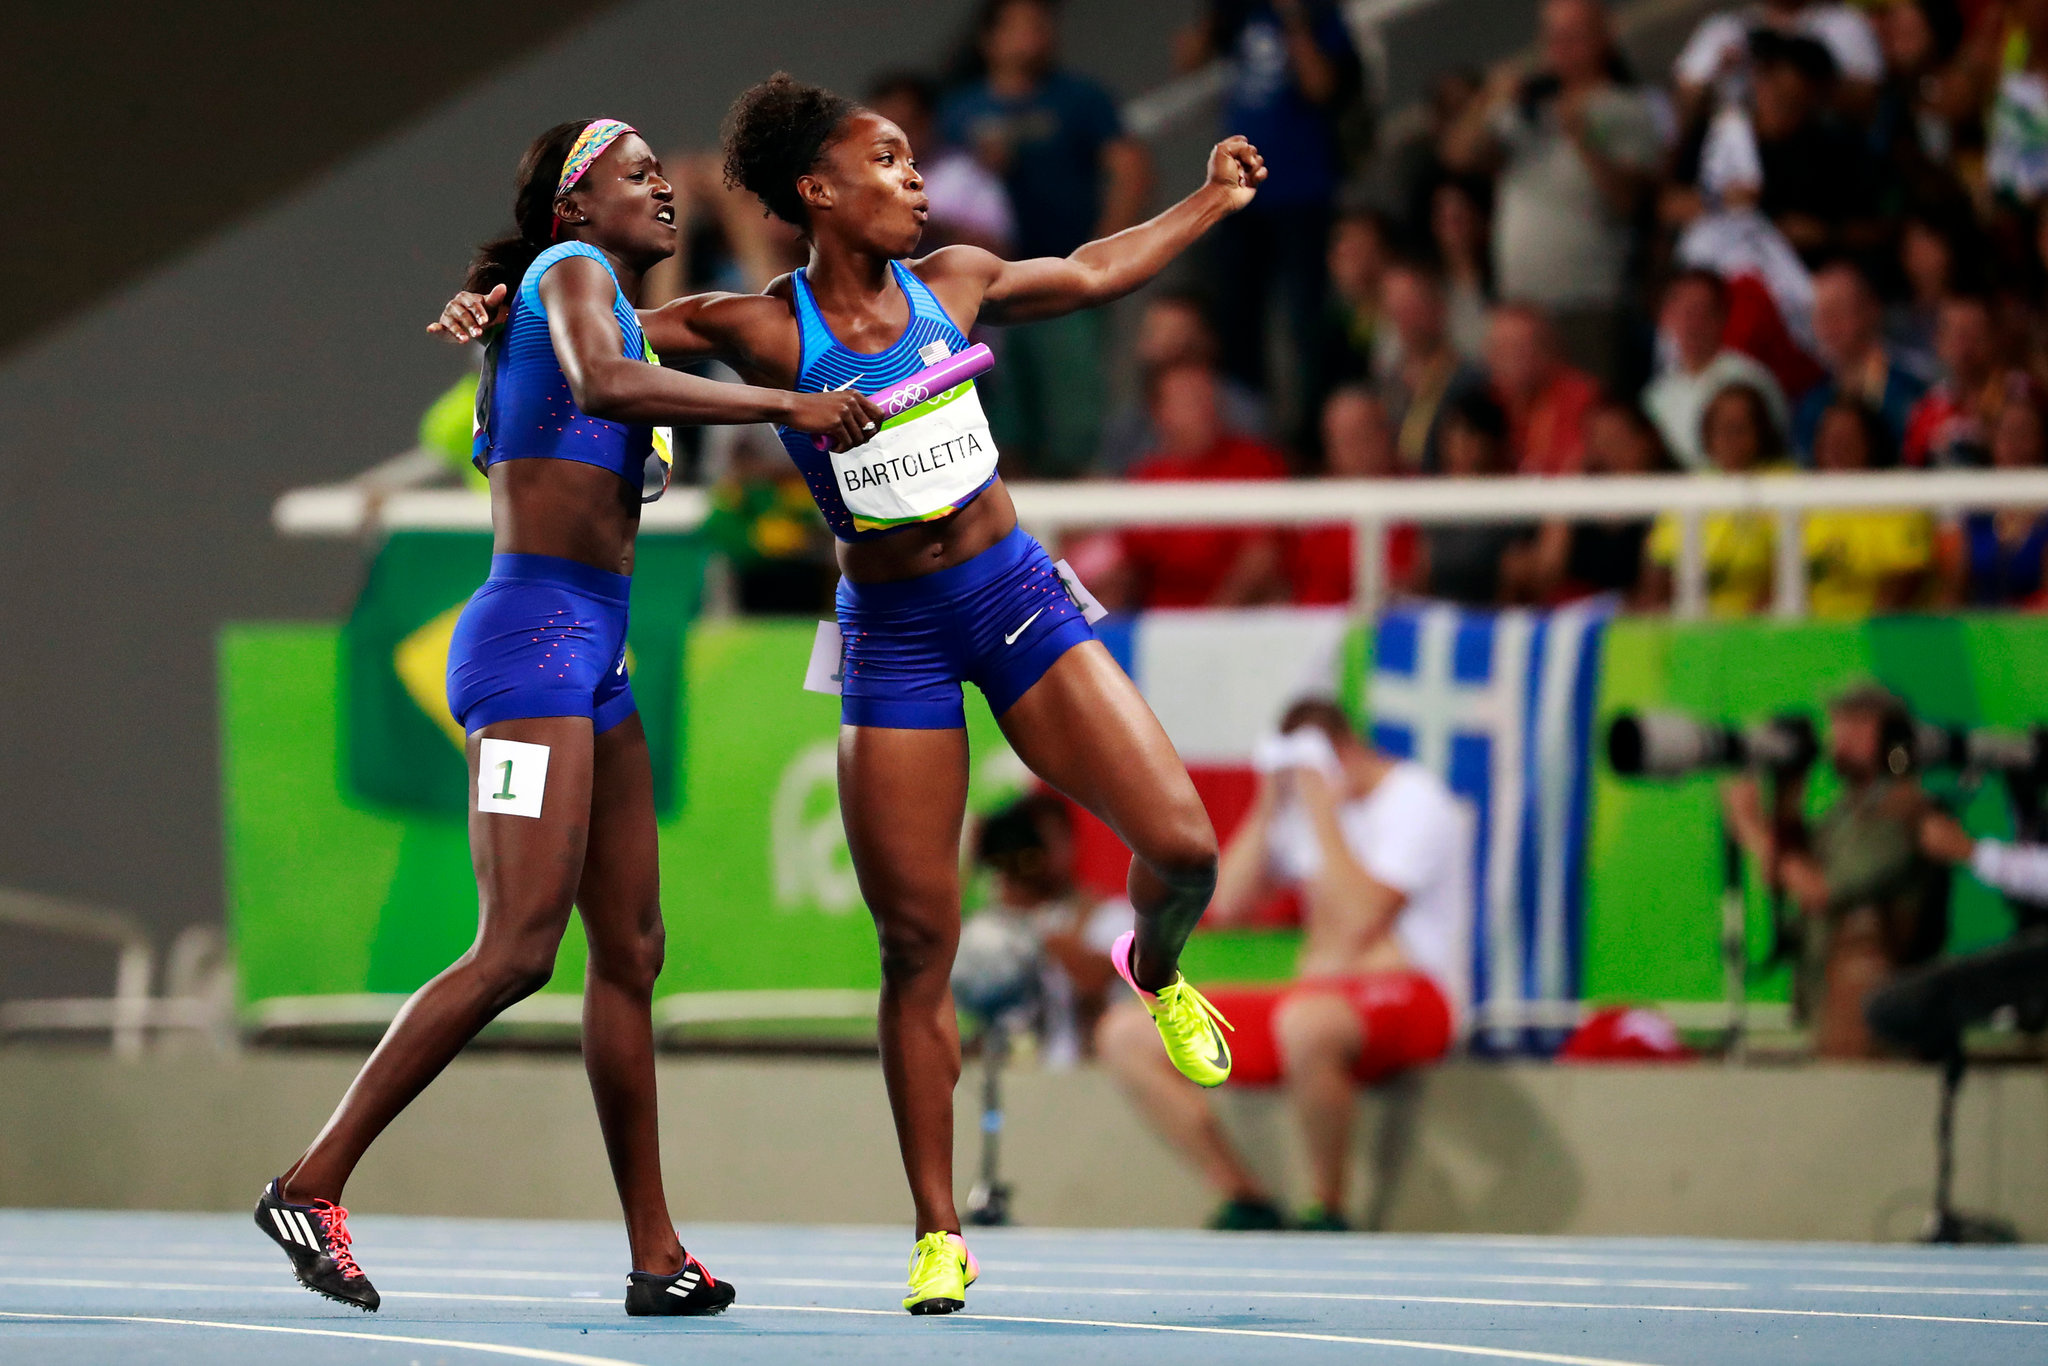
[477,738,550,819]
[830,381,998,533]
[1053,559,1109,624]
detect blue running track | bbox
[2,1211,2044,1364]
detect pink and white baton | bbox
[812,343,995,450]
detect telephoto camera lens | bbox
[1961,727,2048,777]
[1898,723,2048,777]
[1607,711,1817,778]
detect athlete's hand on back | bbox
[428,285,508,343]
[1206,136,1267,214]
[786,388,887,453]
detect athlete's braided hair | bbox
[720,73,857,230]
[466,119,592,293]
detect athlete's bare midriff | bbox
[835,478,1020,584]
[489,458,642,575]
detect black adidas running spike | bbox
[624,1255,737,1316]
[255,1178,381,1311]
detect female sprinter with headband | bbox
[257,118,880,1317]
[435,77,1265,1315]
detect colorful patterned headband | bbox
[556,119,636,197]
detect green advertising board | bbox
[342,531,702,817]
[224,544,2048,1032]
[224,531,1303,1028]
[227,616,1022,1021]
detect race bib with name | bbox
[830,381,998,533]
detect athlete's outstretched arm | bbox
[430,283,742,363]
[927,136,1265,328]
[536,258,880,448]
[621,290,755,362]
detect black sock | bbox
[1131,863,1217,990]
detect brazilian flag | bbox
[340,531,705,817]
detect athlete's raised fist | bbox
[1205,136,1267,212]
[429,284,508,343]
[786,388,887,453]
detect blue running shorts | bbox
[836,525,1096,730]
[445,553,636,734]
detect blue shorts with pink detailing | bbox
[445,553,636,735]
[835,526,1095,730]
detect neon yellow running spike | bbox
[1112,930,1234,1088]
[903,1231,978,1315]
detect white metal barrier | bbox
[275,469,2048,621]
[0,890,235,1057]
[0,887,155,1059]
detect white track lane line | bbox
[0,1298,1660,1366]
[748,1277,2048,1323]
[948,1261,1754,1291]
[13,1247,2048,1288]
[39,1223,2032,1268]
[0,1275,592,1305]
[5,1273,2045,1333]
[0,1311,646,1366]
[1449,1261,2048,1286]
[745,1303,1669,1365]
[0,1253,1749,1292]
[1794,1284,2047,1297]
[49,1251,2048,1299]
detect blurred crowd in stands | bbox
[419,0,2048,618]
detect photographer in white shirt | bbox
[1921,811,2048,902]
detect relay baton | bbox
[812,342,995,450]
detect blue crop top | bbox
[774,261,992,541]
[473,242,671,501]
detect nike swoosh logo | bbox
[1003,608,1045,646]
[1203,1018,1229,1072]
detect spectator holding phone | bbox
[1445,0,1663,385]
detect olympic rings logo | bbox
[884,383,930,415]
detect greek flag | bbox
[1368,601,1611,1050]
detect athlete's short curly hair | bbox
[720,72,857,229]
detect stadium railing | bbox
[276,469,2048,621]
[0,888,228,1058]
[267,467,2048,1048]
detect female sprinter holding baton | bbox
[434,76,1266,1314]
[258,118,880,1317]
